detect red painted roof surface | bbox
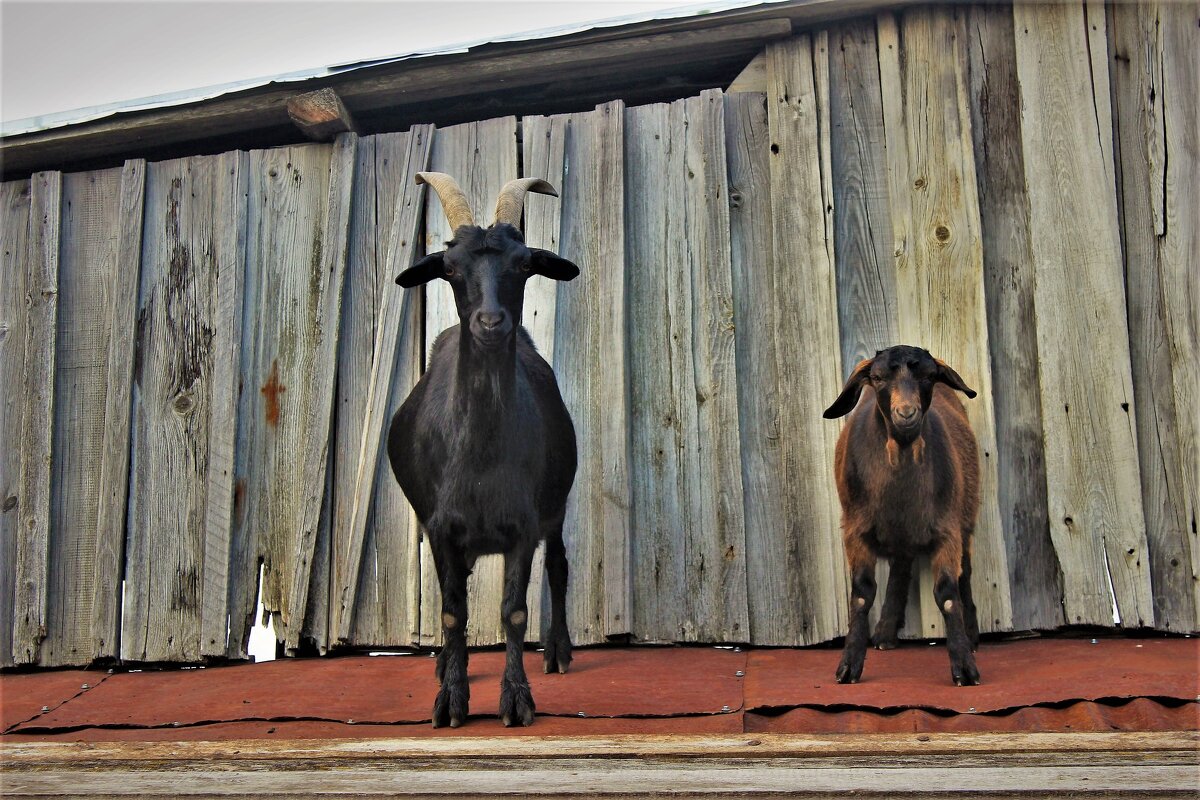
[3,637,1196,741]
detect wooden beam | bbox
[3,732,1195,797]
[288,88,357,141]
[727,51,767,93]
[0,19,792,179]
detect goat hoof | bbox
[950,657,981,687]
[873,638,898,651]
[432,681,470,728]
[835,654,864,684]
[543,633,573,675]
[499,679,536,727]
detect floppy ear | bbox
[935,359,977,398]
[396,252,445,287]
[823,359,874,419]
[529,248,580,281]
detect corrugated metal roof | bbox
[3,637,1196,741]
[1,0,775,138]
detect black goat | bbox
[388,172,579,727]
[823,345,981,686]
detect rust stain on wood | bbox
[261,359,286,427]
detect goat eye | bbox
[520,261,533,273]
[443,266,455,277]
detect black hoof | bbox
[432,680,469,728]
[499,679,536,727]
[835,649,865,684]
[950,654,981,687]
[543,630,573,675]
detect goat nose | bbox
[477,311,504,330]
[896,406,917,421]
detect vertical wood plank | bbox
[124,153,246,662]
[331,127,431,648]
[828,20,897,371]
[1109,1,1200,632]
[520,114,568,643]
[876,7,1014,638]
[552,101,631,644]
[726,92,797,645]
[235,139,353,655]
[91,161,147,659]
[627,91,748,643]
[766,35,848,644]
[418,118,519,648]
[42,167,129,666]
[13,171,61,664]
[1014,1,1154,627]
[965,5,1064,632]
[0,179,33,668]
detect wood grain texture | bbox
[330,127,431,648]
[12,171,61,665]
[965,5,1064,633]
[552,101,632,644]
[626,91,749,643]
[1013,1,1154,628]
[1109,2,1200,632]
[765,35,848,645]
[91,161,147,659]
[0,179,32,668]
[123,154,245,662]
[42,167,126,666]
[876,7,1012,638]
[520,114,568,643]
[234,139,353,656]
[417,117,518,648]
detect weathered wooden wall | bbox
[1,3,1196,667]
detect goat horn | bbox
[416,172,475,231]
[492,178,559,229]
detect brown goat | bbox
[823,345,981,686]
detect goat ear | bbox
[529,249,580,282]
[823,359,873,419]
[935,359,977,398]
[396,252,445,287]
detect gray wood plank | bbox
[233,139,353,656]
[765,35,848,645]
[1013,1,1154,628]
[965,5,1064,633]
[725,92,798,645]
[0,179,32,668]
[1109,1,1200,633]
[90,161,147,659]
[551,101,632,644]
[876,7,1013,638]
[520,114,568,644]
[123,153,246,662]
[330,127,431,648]
[41,167,125,666]
[417,118,519,648]
[13,171,61,665]
[626,91,749,643]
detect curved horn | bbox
[415,172,475,231]
[492,178,559,228]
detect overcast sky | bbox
[1,0,707,127]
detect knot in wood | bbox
[934,225,952,244]
[1,495,16,512]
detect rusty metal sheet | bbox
[13,647,745,732]
[2,712,746,743]
[1,669,104,731]
[744,698,1199,734]
[744,638,1199,713]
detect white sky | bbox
[1,0,703,127]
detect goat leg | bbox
[836,551,877,684]
[873,555,912,650]
[542,521,573,674]
[933,542,980,686]
[959,542,980,650]
[499,541,537,727]
[430,535,471,728]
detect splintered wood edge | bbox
[4,731,1197,766]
